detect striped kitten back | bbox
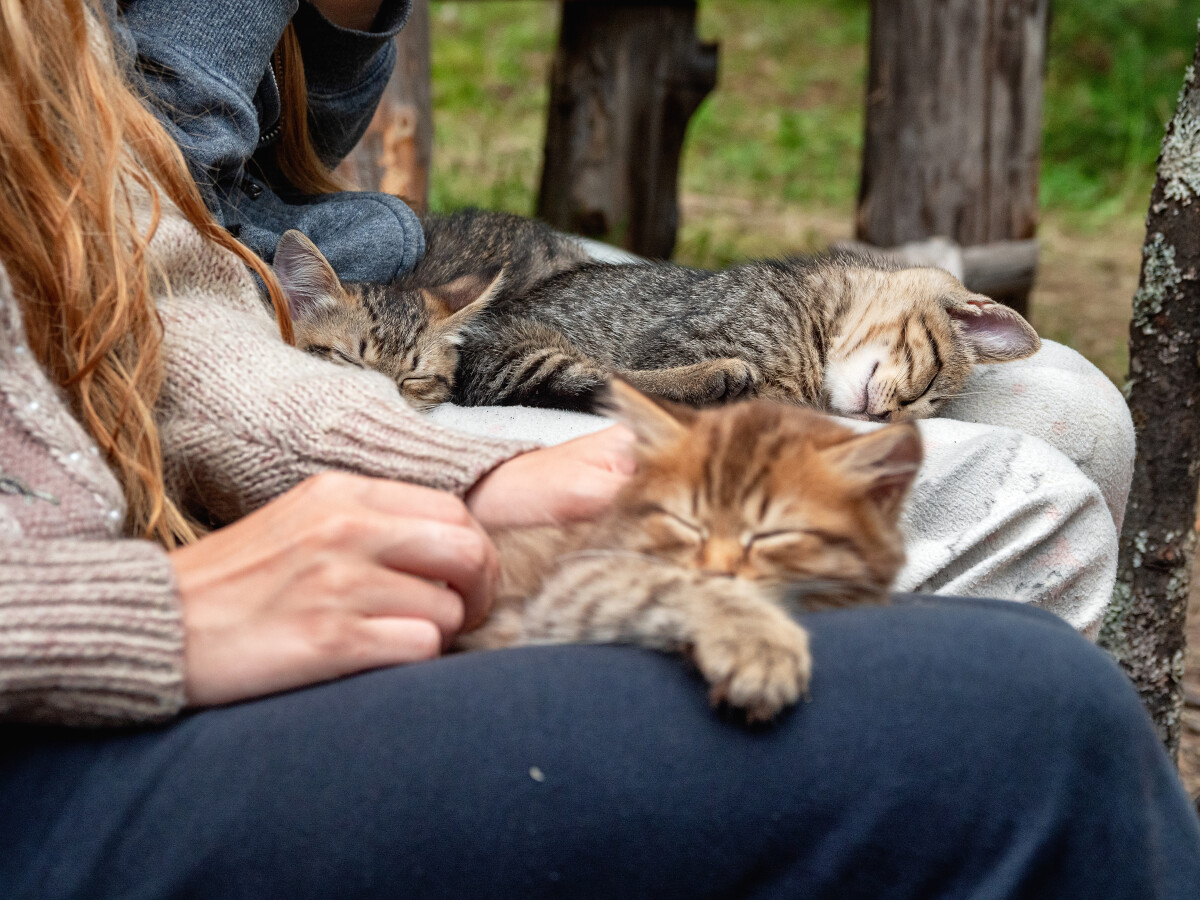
[462,382,923,722]
[455,249,1041,420]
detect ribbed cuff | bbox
[313,402,537,497]
[294,0,411,93]
[0,540,186,727]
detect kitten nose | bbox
[700,540,743,576]
[866,411,892,423]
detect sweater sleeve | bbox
[0,538,185,726]
[151,213,533,523]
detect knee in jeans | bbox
[957,606,1150,764]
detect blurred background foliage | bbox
[426,1,1200,379]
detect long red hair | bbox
[0,0,299,546]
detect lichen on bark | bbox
[1161,62,1200,204]
[1131,234,1181,336]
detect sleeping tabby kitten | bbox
[461,381,923,721]
[454,247,1041,419]
[273,229,507,409]
[275,210,1040,420]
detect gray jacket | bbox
[112,0,423,283]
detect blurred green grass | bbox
[429,1,1197,233]
[1042,0,1197,224]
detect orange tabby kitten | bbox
[462,382,922,721]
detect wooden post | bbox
[338,0,433,212]
[537,0,718,258]
[1099,38,1200,761]
[856,0,1048,315]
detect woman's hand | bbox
[466,425,637,529]
[171,472,497,707]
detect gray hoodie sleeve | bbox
[292,0,413,164]
[112,0,423,284]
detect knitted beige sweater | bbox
[0,206,527,727]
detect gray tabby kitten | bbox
[277,210,1040,420]
[273,212,588,410]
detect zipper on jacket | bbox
[257,50,285,148]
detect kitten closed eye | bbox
[742,530,809,548]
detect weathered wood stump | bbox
[338,0,433,211]
[537,0,718,259]
[856,0,1048,315]
[1099,39,1200,761]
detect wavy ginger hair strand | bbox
[0,0,295,548]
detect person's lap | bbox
[427,340,1127,622]
[3,597,1196,899]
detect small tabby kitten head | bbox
[273,230,502,409]
[822,262,1040,422]
[600,381,922,607]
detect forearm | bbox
[152,239,529,520]
[0,538,185,726]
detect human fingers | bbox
[298,471,478,528]
[343,568,468,647]
[350,617,444,670]
[305,511,497,630]
[280,616,445,691]
[465,426,637,529]
[554,467,630,522]
[569,424,638,475]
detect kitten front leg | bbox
[520,559,811,721]
[455,323,611,411]
[622,358,758,405]
[690,591,811,722]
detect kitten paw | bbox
[694,620,812,722]
[708,359,757,401]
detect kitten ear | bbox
[274,230,344,322]
[422,267,505,321]
[941,291,1041,363]
[826,423,923,519]
[600,379,691,449]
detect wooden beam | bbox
[536,1,718,258]
[834,237,1038,300]
[856,0,1048,315]
[338,0,433,212]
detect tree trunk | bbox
[337,0,433,212]
[1099,43,1200,762]
[537,0,718,259]
[856,0,1048,315]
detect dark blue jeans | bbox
[3,597,1198,899]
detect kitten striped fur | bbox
[454,250,1041,420]
[273,229,506,409]
[460,382,923,722]
[274,211,1041,419]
